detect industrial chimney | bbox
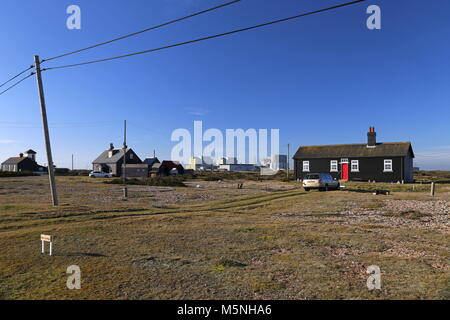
[367,127,377,148]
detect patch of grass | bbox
[0,175,448,299]
[361,200,384,209]
[258,235,274,240]
[212,259,246,272]
[383,210,431,220]
[236,227,255,233]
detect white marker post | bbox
[41,234,53,256]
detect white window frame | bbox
[330,160,338,172]
[302,161,310,172]
[384,159,393,172]
[351,160,359,172]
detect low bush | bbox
[104,175,186,187]
[0,171,37,178]
[192,170,295,182]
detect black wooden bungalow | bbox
[293,128,415,183]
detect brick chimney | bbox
[367,127,377,147]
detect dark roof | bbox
[25,149,36,154]
[1,157,27,165]
[293,142,414,159]
[93,148,131,164]
[143,157,160,166]
[161,160,183,169]
[150,163,162,172]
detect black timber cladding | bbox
[293,142,415,183]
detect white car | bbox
[89,171,112,178]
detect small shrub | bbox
[104,175,186,187]
[0,171,37,178]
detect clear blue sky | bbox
[1,0,449,169]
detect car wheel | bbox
[336,183,340,190]
[304,188,310,192]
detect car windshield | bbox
[305,174,320,179]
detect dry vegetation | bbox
[0,172,448,300]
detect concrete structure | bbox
[219,164,259,172]
[187,156,213,171]
[271,154,288,171]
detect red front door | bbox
[342,163,349,181]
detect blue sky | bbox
[1,0,449,169]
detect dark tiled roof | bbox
[143,157,160,166]
[1,157,27,165]
[161,161,183,169]
[293,142,414,159]
[93,148,129,164]
[24,149,36,154]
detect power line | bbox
[42,0,366,71]
[0,72,35,97]
[42,0,242,63]
[0,65,34,89]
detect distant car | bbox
[302,173,340,191]
[89,171,112,178]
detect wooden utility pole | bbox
[122,120,128,198]
[71,154,74,171]
[287,143,290,180]
[34,55,58,206]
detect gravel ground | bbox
[339,199,450,230]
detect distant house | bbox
[92,143,142,177]
[122,164,150,178]
[293,127,415,183]
[150,163,162,177]
[143,157,160,167]
[151,161,184,176]
[1,149,46,173]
